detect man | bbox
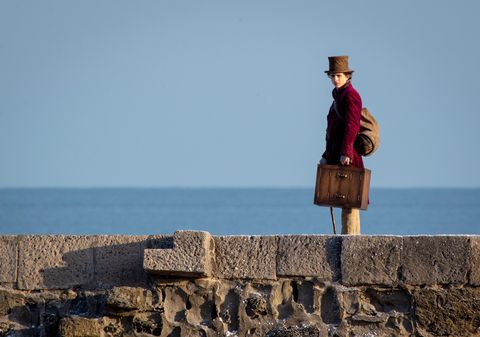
[320,56,363,234]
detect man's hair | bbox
[327,72,353,80]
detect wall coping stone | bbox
[0,232,479,290]
[0,236,18,283]
[144,231,213,277]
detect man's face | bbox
[329,72,349,88]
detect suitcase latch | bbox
[334,193,346,199]
[336,172,348,179]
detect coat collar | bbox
[332,81,352,99]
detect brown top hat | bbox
[325,55,354,74]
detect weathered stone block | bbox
[106,286,155,311]
[18,236,95,290]
[401,236,469,285]
[93,235,169,288]
[213,235,277,279]
[413,287,480,337]
[0,236,18,283]
[341,236,402,286]
[59,317,102,337]
[144,231,213,277]
[470,236,480,286]
[436,236,470,284]
[401,236,436,285]
[276,235,340,281]
[132,312,163,336]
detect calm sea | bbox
[0,188,479,235]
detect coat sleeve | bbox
[341,90,362,158]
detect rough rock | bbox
[351,312,388,323]
[106,286,155,312]
[413,287,480,336]
[132,312,163,336]
[265,325,326,337]
[245,295,268,318]
[0,321,12,335]
[58,317,103,337]
[0,289,25,316]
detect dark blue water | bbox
[0,188,479,235]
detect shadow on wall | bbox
[39,236,174,290]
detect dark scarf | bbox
[332,81,351,100]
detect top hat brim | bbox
[324,69,354,74]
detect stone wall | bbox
[0,232,479,337]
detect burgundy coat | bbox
[322,82,364,168]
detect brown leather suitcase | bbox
[314,164,371,210]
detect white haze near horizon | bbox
[1,0,479,188]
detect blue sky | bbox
[1,0,479,188]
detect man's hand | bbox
[340,155,351,166]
